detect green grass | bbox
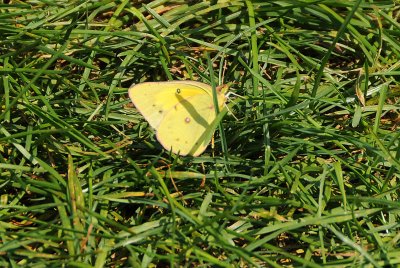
[1,0,400,267]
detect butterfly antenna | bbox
[222,103,237,121]
[224,90,247,121]
[225,91,245,100]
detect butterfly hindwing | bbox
[156,91,217,156]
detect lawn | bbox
[1,0,400,267]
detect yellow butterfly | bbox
[129,81,228,156]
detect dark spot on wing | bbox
[176,88,181,94]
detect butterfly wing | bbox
[129,81,208,129]
[129,81,226,156]
[156,93,217,156]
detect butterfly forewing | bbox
[129,82,208,128]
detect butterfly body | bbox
[129,81,227,156]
